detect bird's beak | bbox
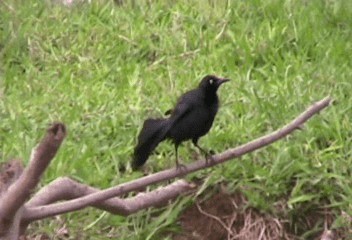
[218,78,230,85]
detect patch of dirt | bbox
[174,191,294,240]
[173,189,350,240]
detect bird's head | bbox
[199,75,230,92]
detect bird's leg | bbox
[174,143,186,170]
[175,144,179,166]
[192,139,214,164]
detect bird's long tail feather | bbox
[132,118,169,170]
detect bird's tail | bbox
[132,118,169,170]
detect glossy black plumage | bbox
[132,75,229,170]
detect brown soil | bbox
[172,189,350,240]
[173,191,294,240]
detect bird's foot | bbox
[205,150,215,165]
[176,163,187,171]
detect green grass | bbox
[1,0,352,238]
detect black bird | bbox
[132,75,230,170]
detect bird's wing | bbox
[164,90,195,116]
[160,89,200,136]
[169,90,198,123]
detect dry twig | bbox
[0,123,66,238]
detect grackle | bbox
[132,75,230,170]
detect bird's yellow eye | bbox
[209,79,214,84]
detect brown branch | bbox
[118,179,195,214]
[0,123,66,232]
[320,230,335,240]
[0,159,24,194]
[0,160,24,238]
[22,97,332,221]
[24,177,194,217]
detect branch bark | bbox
[22,97,332,221]
[0,160,23,194]
[25,177,194,216]
[320,230,335,240]
[0,123,66,237]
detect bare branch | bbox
[0,160,24,238]
[320,230,335,240]
[22,97,332,221]
[0,159,23,194]
[24,177,194,218]
[0,123,66,224]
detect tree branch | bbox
[0,123,66,236]
[0,159,24,194]
[22,97,332,221]
[0,160,24,238]
[24,177,194,217]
